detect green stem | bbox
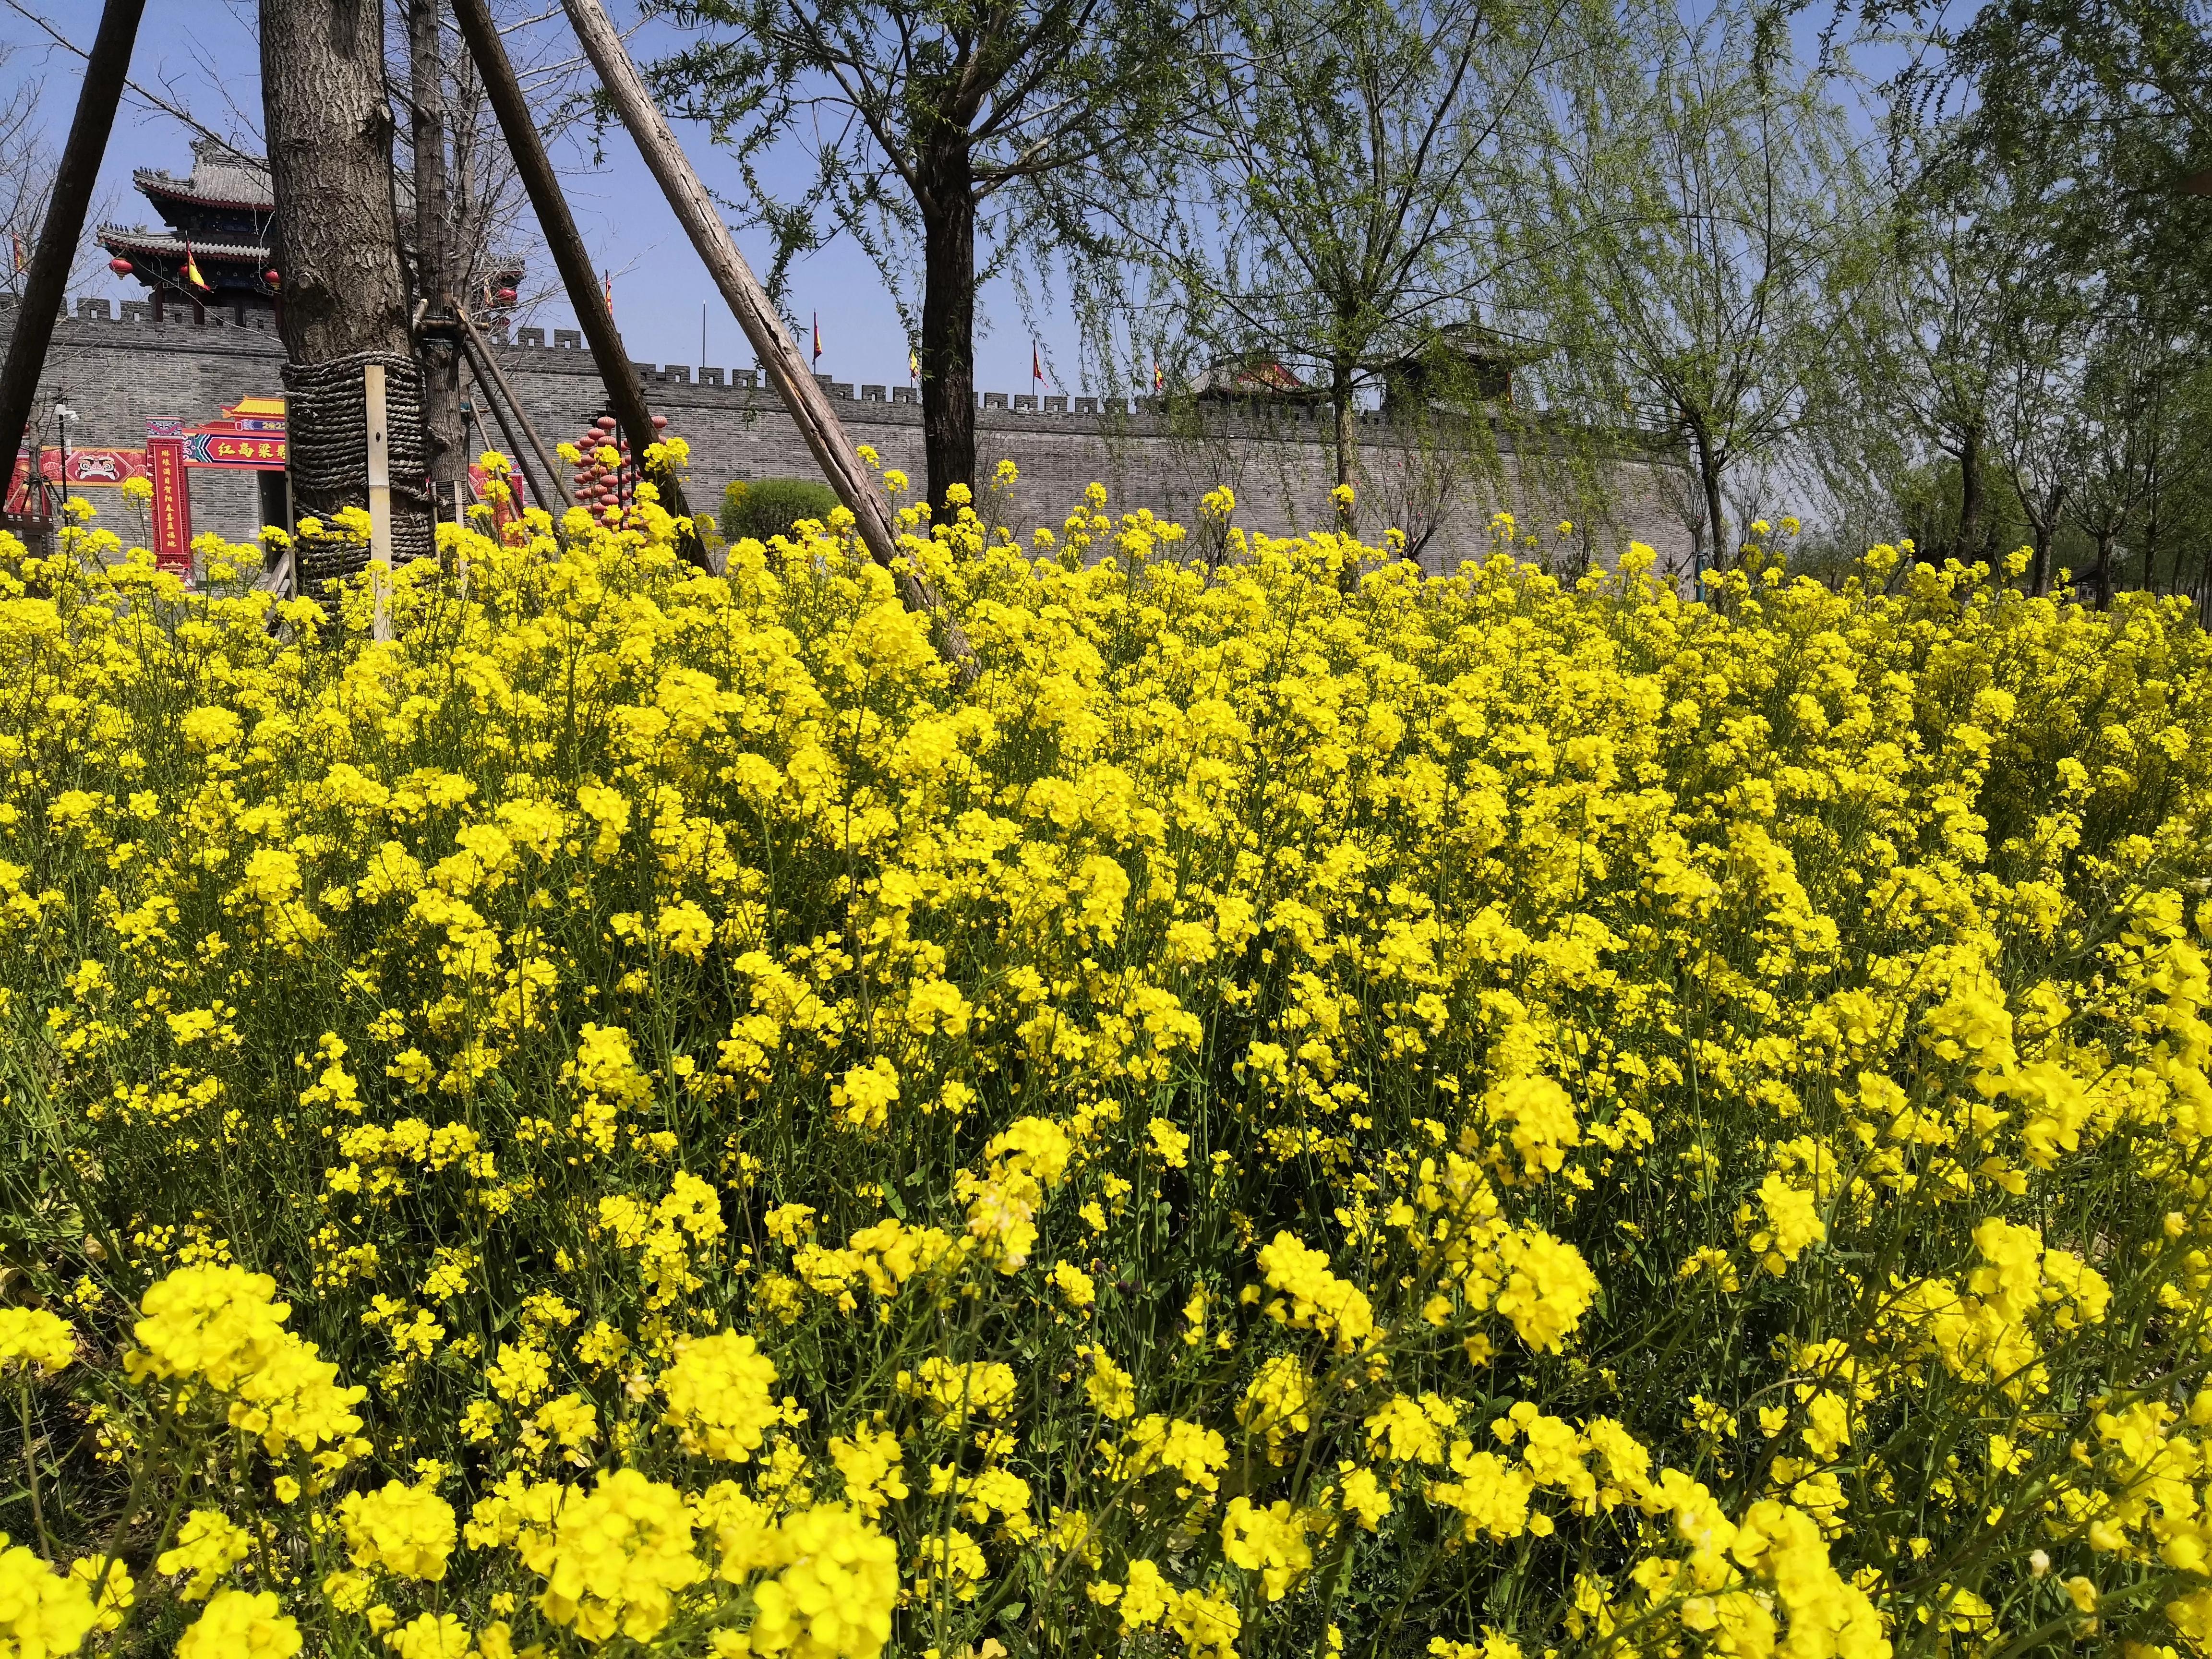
[18,1380,51,1560]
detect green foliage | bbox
[720,476,842,541]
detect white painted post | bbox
[365,362,394,641]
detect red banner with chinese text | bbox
[184,432,287,469]
[149,436,191,577]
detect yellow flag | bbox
[182,243,209,290]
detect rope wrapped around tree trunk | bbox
[282,351,433,588]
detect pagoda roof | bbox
[132,141,273,214]
[97,228,270,263]
[134,172,272,214]
[1191,356,1327,401]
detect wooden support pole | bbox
[449,0,704,568]
[556,0,971,673]
[366,362,395,641]
[0,0,147,474]
[454,305,576,513]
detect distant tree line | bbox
[632,0,2212,604]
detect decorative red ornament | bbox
[496,288,517,305]
[264,270,280,287]
[108,257,133,277]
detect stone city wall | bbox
[15,300,1698,578]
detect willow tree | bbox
[1501,0,1874,569]
[1129,0,1574,500]
[650,0,1192,515]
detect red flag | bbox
[9,233,24,274]
[1032,342,1043,384]
[1152,362,1164,394]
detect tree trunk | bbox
[1331,359,1356,510]
[262,0,433,559]
[2145,480,2166,594]
[1957,421,1984,565]
[918,144,976,519]
[2092,530,2114,610]
[409,0,464,506]
[1687,417,1725,575]
[263,0,411,366]
[2025,481,2062,596]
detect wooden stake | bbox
[366,362,394,641]
[449,0,704,568]
[0,0,147,472]
[556,0,972,671]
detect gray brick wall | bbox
[21,304,1697,579]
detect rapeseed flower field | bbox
[3,457,2212,1659]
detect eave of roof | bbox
[97,228,270,261]
[132,169,274,214]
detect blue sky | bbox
[1,0,1085,397]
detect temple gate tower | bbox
[98,140,277,325]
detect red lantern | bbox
[650,414,668,430]
[108,257,133,276]
[496,288,517,305]
[264,270,280,288]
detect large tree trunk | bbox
[409,0,464,511]
[918,142,976,519]
[262,0,432,565]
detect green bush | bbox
[721,476,842,542]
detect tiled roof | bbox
[132,142,274,213]
[97,227,271,262]
[133,171,273,213]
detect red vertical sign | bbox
[148,435,191,577]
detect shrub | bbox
[3,487,2212,1658]
[722,475,842,542]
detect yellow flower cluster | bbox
[122,1263,367,1461]
[3,481,2212,1657]
[0,1538,98,1659]
[0,1309,73,1377]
